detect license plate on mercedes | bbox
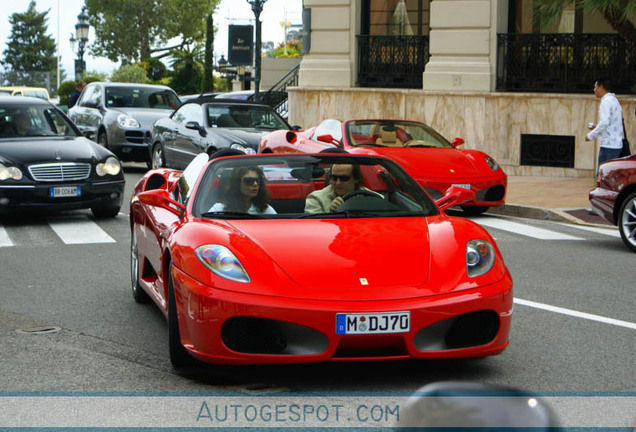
[50,186,81,198]
[336,312,410,335]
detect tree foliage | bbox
[111,64,150,83]
[1,1,57,88]
[169,45,204,94]
[534,0,636,48]
[84,0,220,63]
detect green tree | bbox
[111,64,150,83]
[169,45,203,94]
[202,13,215,92]
[84,0,220,63]
[534,0,636,48]
[1,1,57,88]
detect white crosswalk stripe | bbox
[475,216,584,240]
[0,224,13,247]
[47,215,116,244]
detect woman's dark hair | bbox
[223,165,271,212]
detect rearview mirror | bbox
[316,134,342,146]
[137,189,185,215]
[435,186,475,212]
[451,137,465,147]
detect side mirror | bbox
[81,100,98,109]
[186,121,207,137]
[435,186,475,212]
[285,130,297,144]
[316,134,342,146]
[136,189,185,215]
[450,137,465,147]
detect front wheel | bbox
[152,143,166,169]
[168,266,197,368]
[91,205,121,218]
[98,132,109,149]
[131,224,150,303]
[461,205,488,217]
[618,192,636,252]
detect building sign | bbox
[228,25,253,66]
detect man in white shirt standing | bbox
[585,76,624,173]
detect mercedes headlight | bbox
[0,163,23,181]
[230,143,256,154]
[485,156,499,171]
[116,113,140,128]
[96,157,122,176]
[466,239,495,277]
[195,244,250,283]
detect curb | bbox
[486,204,614,228]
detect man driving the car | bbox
[305,163,365,213]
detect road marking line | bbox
[0,225,13,247]
[514,297,636,330]
[477,217,583,240]
[48,216,116,244]
[566,224,621,238]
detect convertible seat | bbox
[375,126,403,147]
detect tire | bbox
[152,143,166,169]
[131,224,150,303]
[98,131,109,149]
[461,205,488,217]
[91,205,121,218]
[167,266,197,368]
[618,191,636,252]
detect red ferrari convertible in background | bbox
[130,152,513,368]
[589,154,636,252]
[258,119,507,215]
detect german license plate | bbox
[50,186,81,198]
[336,312,410,335]
[451,183,471,190]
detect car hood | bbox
[114,108,173,128]
[0,136,111,165]
[227,217,432,300]
[207,128,270,148]
[350,147,487,180]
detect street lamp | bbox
[69,7,90,80]
[218,55,230,91]
[246,0,268,97]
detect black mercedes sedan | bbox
[149,100,293,169]
[0,96,125,217]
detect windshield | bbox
[207,105,288,130]
[0,104,79,138]
[191,154,438,219]
[105,87,180,110]
[345,120,452,148]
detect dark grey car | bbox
[149,100,293,169]
[68,82,180,164]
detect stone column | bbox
[423,0,501,91]
[299,0,354,87]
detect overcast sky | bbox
[0,0,302,81]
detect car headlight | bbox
[116,113,140,129]
[195,245,250,283]
[230,143,256,154]
[485,156,499,171]
[466,239,495,277]
[96,156,122,176]
[0,163,23,181]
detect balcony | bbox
[497,33,636,94]
[357,35,430,89]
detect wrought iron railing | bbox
[357,35,429,89]
[497,33,636,94]
[255,64,300,118]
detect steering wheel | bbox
[341,189,382,201]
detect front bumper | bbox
[107,127,152,162]
[171,266,513,365]
[418,176,507,207]
[0,179,125,212]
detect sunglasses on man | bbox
[330,174,351,182]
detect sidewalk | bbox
[488,175,613,226]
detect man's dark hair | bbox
[595,76,612,92]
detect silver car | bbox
[68,82,180,164]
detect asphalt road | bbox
[0,163,634,428]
